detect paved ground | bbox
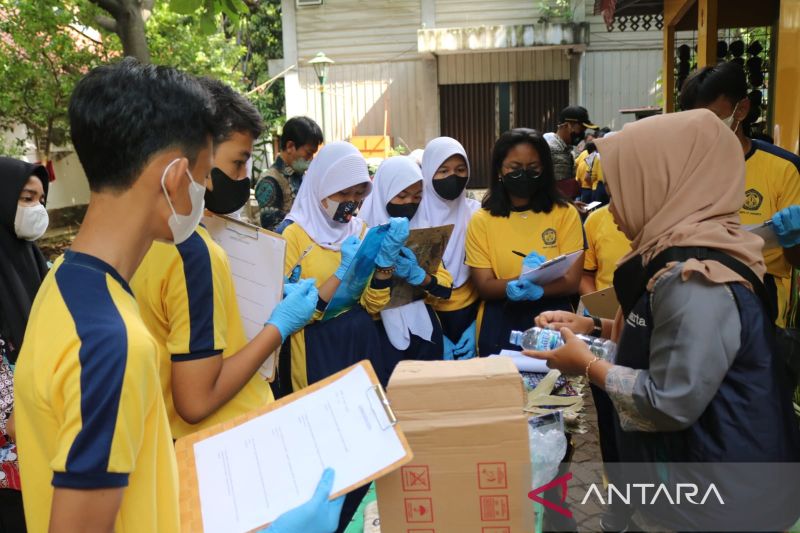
[569,390,606,532]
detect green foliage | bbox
[387,145,408,157]
[537,0,574,23]
[168,0,248,34]
[144,2,245,87]
[0,0,112,158]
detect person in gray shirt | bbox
[544,106,597,199]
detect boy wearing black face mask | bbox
[544,106,597,199]
[131,77,320,442]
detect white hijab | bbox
[416,137,477,288]
[361,157,432,350]
[285,141,372,250]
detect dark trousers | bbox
[0,489,25,533]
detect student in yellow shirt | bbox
[360,156,454,378]
[581,204,631,294]
[466,128,585,356]
[416,137,481,359]
[575,145,602,204]
[680,61,800,325]
[14,60,343,533]
[131,77,318,440]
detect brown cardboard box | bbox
[376,358,534,533]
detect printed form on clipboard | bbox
[174,360,412,533]
[202,214,285,381]
[518,250,584,286]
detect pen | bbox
[512,250,527,258]
[287,245,313,276]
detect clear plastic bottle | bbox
[509,327,617,361]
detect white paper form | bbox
[193,364,406,533]
[519,250,583,286]
[202,215,285,380]
[489,350,550,373]
[744,221,781,250]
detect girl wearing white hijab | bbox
[281,141,407,392]
[417,137,481,359]
[360,156,454,378]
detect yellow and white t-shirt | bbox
[583,206,631,290]
[741,139,800,326]
[15,251,179,533]
[132,225,272,439]
[575,150,603,191]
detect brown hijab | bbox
[595,108,765,288]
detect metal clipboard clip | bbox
[221,214,260,240]
[366,384,398,431]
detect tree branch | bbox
[90,0,122,16]
[94,15,118,32]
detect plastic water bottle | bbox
[509,327,616,361]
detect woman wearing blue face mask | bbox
[360,156,454,380]
[0,157,50,532]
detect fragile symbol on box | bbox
[477,462,508,489]
[402,465,431,492]
[480,495,510,521]
[482,527,511,533]
[404,497,434,523]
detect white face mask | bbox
[720,102,740,131]
[160,159,206,245]
[14,203,49,241]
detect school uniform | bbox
[131,225,273,439]
[583,205,631,290]
[14,251,179,532]
[574,150,603,204]
[466,205,585,356]
[741,139,800,327]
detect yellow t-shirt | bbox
[131,226,272,439]
[283,222,390,390]
[15,251,179,533]
[742,140,800,326]
[575,150,603,191]
[465,204,585,330]
[583,206,631,290]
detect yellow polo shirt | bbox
[583,206,631,290]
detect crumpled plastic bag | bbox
[528,424,567,491]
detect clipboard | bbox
[578,287,619,320]
[202,214,286,381]
[744,220,780,250]
[175,360,412,533]
[519,250,583,286]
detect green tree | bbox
[0,0,113,159]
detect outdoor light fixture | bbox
[308,52,334,138]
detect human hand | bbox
[772,206,800,248]
[453,320,476,359]
[522,251,546,270]
[334,235,362,280]
[443,335,456,360]
[284,265,302,290]
[506,279,544,301]
[522,327,595,376]
[263,468,344,533]
[266,278,318,341]
[535,310,594,334]
[394,247,427,286]
[375,217,410,268]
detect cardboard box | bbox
[376,358,534,533]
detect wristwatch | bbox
[590,316,603,337]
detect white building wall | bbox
[434,0,540,28]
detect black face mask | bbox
[432,174,468,201]
[501,168,541,199]
[570,131,584,146]
[204,167,251,214]
[329,200,360,223]
[386,201,419,221]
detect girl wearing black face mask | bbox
[416,137,482,360]
[466,128,585,358]
[360,156,454,379]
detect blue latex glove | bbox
[522,251,547,270]
[394,247,427,286]
[443,335,456,360]
[772,206,800,248]
[262,468,344,533]
[375,217,410,268]
[266,278,318,341]
[452,320,476,359]
[506,279,544,301]
[334,235,362,280]
[285,265,302,285]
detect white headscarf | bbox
[361,157,432,350]
[285,141,372,250]
[416,137,477,288]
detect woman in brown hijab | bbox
[526,109,800,531]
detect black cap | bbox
[558,105,598,129]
